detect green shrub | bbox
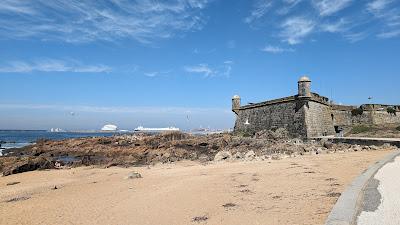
[351,125,372,134]
[387,107,397,116]
[396,126,400,131]
[351,107,364,117]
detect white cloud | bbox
[378,29,400,38]
[245,0,400,44]
[321,18,348,33]
[280,17,315,45]
[184,64,215,77]
[144,72,158,77]
[367,0,400,38]
[245,0,273,23]
[0,59,111,73]
[312,0,353,16]
[261,45,294,53]
[184,61,233,78]
[0,0,211,43]
[344,32,369,43]
[277,0,302,15]
[367,0,393,13]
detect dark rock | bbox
[2,157,54,176]
[323,141,334,149]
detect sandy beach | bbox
[0,149,393,225]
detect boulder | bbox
[316,147,325,155]
[126,171,142,179]
[370,145,380,150]
[323,141,334,149]
[2,157,54,176]
[214,151,232,161]
[271,154,282,160]
[233,152,244,160]
[244,150,256,161]
[352,145,362,152]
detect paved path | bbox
[357,155,400,225]
[311,136,400,148]
[325,151,400,225]
[313,136,400,142]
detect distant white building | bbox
[101,124,118,131]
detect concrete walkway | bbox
[311,136,400,148]
[357,155,400,225]
[325,151,400,225]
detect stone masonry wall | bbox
[332,110,400,126]
[332,110,353,126]
[304,101,336,137]
[234,101,307,137]
[371,111,400,124]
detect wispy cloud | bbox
[367,0,400,38]
[312,0,353,17]
[344,32,369,43]
[0,0,211,43]
[184,64,215,77]
[321,18,348,33]
[143,70,172,78]
[367,0,393,13]
[280,17,315,45]
[245,0,400,44]
[261,45,294,53]
[144,72,158,77]
[245,0,273,23]
[277,0,303,15]
[184,61,233,78]
[0,59,111,73]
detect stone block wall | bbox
[332,110,353,126]
[234,100,307,137]
[304,101,336,137]
[371,111,400,124]
[332,110,400,126]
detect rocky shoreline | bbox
[0,129,398,176]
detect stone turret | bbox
[298,76,312,98]
[232,95,241,114]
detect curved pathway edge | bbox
[325,151,400,225]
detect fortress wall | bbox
[371,111,400,124]
[304,101,336,137]
[234,101,307,137]
[331,110,373,126]
[332,110,353,126]
[331,110,400,126]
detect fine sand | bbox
[0,150,394,225]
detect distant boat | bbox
[134,126,179,132]
[101,124,118,131]
[49,128,65,132]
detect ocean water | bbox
[0,130,117,156]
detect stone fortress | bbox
[232,76,400,138]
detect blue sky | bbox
[0,0,399,130]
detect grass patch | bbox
[350,125,373,134]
